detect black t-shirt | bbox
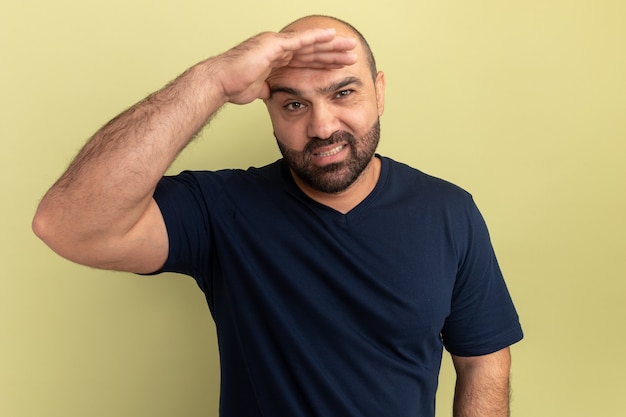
[153,156,523,417]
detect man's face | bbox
[264,32,385,195]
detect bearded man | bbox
[34,15,523,417]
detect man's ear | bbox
[375,71,386,116]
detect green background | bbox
[2,0,625,415]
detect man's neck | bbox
[291,156,381,214]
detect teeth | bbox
[316,145,344,157]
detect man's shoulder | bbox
[381,156,472,201]
[165,159,284,186]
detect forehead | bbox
[267,72,364,101]
[267,65,372,99]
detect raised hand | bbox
[214,28,358,105]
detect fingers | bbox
[287,50,358,69]
[276,28,358,68]
[278,28,346,50]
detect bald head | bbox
[281,15,378,81]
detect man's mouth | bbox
[314,144,346,157]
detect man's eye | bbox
[284,102,305,111]
[335,89,353,99]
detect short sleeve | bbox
[151,170,232,281]
[441,200,523,356]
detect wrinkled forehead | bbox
[266,67,359,99]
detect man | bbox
[33,15,523,417]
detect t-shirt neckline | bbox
[280,154,389,221]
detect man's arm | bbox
[451,347,512,417]
[32,28,357,274]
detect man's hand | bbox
[214,28,358,105]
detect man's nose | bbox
[307,104,341,140]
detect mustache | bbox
[304,131,356,154]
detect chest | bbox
[211,196,460,342]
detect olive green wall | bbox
[2,0,625,416]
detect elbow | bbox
[32,202,62,252]
[32,197,80,262]
[32,204,51,244]
[32,204,97,267]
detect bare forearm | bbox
[453,371,510,416]
[34,59,225,258]
[452,349,511,417]
[56,61,223,207]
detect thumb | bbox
[258,81,271,101]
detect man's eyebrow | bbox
[318,76,363,94]
[268,85,301,97]
[269,77,363,98]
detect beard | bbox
[276,119,381,194]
